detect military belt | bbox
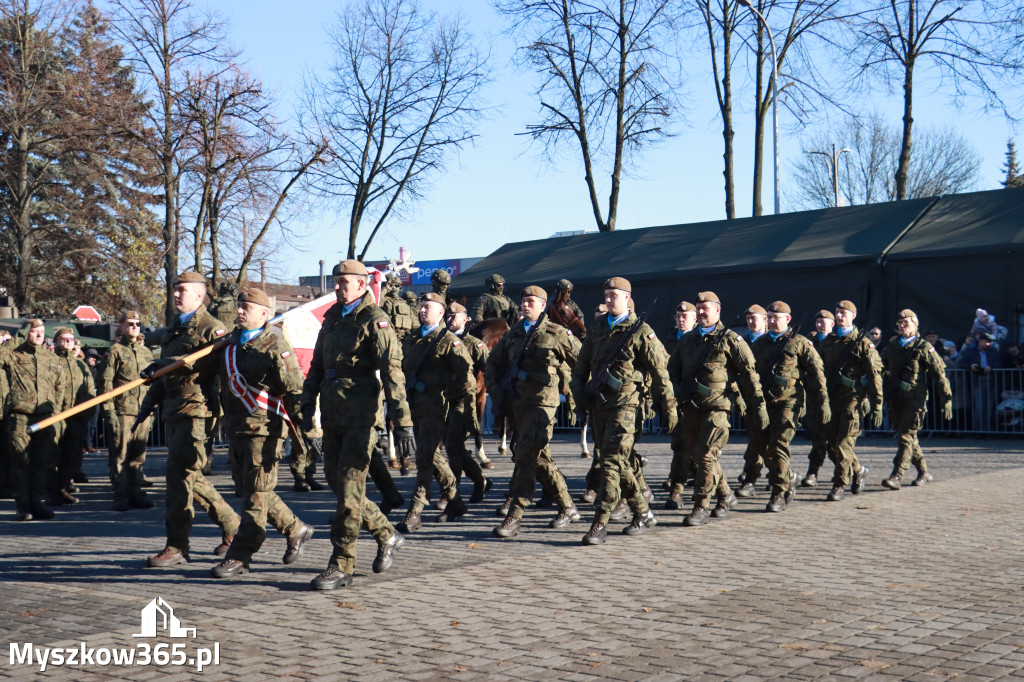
[695,380,727,397]
[838,374,856,388]
[325,368,375,380]
[772,374,796,387]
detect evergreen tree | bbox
[1002,139,1024,189]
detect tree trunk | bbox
[721,3,735,220]
[895,59,914,201]
[605,0,627,233]
[751,25,765,217]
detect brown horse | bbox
[472,317,511,460]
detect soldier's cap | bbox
[744,304,767,316]
[332,259,368,278]
[836,299,857,315]
[815,309,835,321]
[238,287,272,308]
[767,301,791,315]
[521,285,547,301]
[675,301,696,313]
[487,274,505,285]
[175,271,206,286]
[447,302,467,315]
[53,326,76,340]
[119,310,141,323]
[419,292,446,307]
[602,276,631,293]
[23,318,45,330]
[695,291,721,305]
[896,308,918,323]
[978,332,995,341]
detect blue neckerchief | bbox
[769,329,788,341]
[342,300,360,316]
[748,330,765,342]
[240,328,262,345]
[816,332,828,342]
[677,329,685,340]
[421,323,439,337]
[899,335,917,347]
[178,310,196,324]
[837,326,853,337]
[608,312,629,329]
[698,325,716,337]
[523,320,536,334]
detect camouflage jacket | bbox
[668,322,765,415]
[55,349,96,422]
[301,292,412,430]
[380,292,416,341]
[101,338,153,417]
[883,335,952,410]
[219,324,304,439]
[484,317,579,410]
[471,292,519,324]
[750,329,827,411]
[1,341,69,417]
[570,312,675,413]
[142,304,228,422]
[457,330,488,376]
[818,326,883,408]
[402,325,475,420]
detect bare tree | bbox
[498,0,680,232]
[302,0,487,260]
[789,113,980,209]
[856,1,1024,202]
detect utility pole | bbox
[808,143,850,207]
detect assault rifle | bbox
[491,310,547,421]
[584,305,652,406]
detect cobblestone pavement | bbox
[2,432,1024,680]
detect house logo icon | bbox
[133,597,197,639]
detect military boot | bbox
[399,456,412,476]
[827,485,844,502]
[881,473,902,490]
[784,471,798,504]
[379,492,405,516]
[578,488,597,504]
[434,496,448,512]
[470,476,492,503]
[609,499,630,521]
[492,514,521,538]
[665,491,683,510]
[129,490,155,509]
[112,494,131,512]
[29,499,54,520]
[735,482,756,498]
[549,504,581,529]
[851,465,868,495]
[711,491,737,519]
[683,505,710,527]
[72,471,89,484]
[48,489,78,506]
[211,558,249,579]
[304,474,324,492]
[292,478,311,493]
[310,566,352,590]
[661,479,673,491]
[15,503,32,522]
[622,509,657,536]
[283,523,314,564]
[766,492,786,513]
[495,494,512,518]
[801,471,818,488]
[912,471,934,486]
[535,489,555,509]
[372,531,404,573]
[147,547,189,568]
[396,511,422,533]
[214,532,234,556]
[435,494,467,523]
[581,520,608,545]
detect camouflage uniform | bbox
[664,328,695,498]
[801,330,832,481]
[142,304,240,555]
[818,327,883,490]
[400,323,474,517]
[571,311,675,525]
[446,330,487,488]
[301,291,408,574]
[53,345,96,499]
[748,328,828,501]
[883,335,952,481]
[1,339,68,514]
[102,336,154,504]
[219,323,308,564]
[471,288,519,324]
[669,322,767,515]
[380,287,416,342]
[484,315,579,519]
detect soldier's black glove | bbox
[393,426,415,459]
[130,410,151,433]
[301,410,315,434]
[139,362,160,380]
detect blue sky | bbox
[218,0,1020,281]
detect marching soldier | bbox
[736,304,768,490]
[1,319,68,521]
[212,287,315,578]
[471,274,519,324]
[301,260,413,590]
[818,300,883,502]
[800,310,835,487]
[880,309,953,490]
[445,302,492,500]
[488,285,580,538]
[380,273,416,342]
[663,300,697,507]
[669,292,768,526]
[395,292,474,532]
[51,327,96,506]
[571,277,676,545]
[141,272,241,567]
[746,302,830,512]
[103,311,156,511]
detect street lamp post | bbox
[738,0,780,215]
[809,143,850,207]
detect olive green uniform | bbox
[571,313,675,524]
[1,341,68,510]
[219,324,308,563]
[401,324,475,514]
[663,329,693,494]
[53,349,96,496]
[380,290,416,342]
[818,327,883,487]
[883,336,952,477]
[802,331,832,478]
[471,292,519,324]
[748,330,828,496]
[446,331,487,486]
[142,305,240,555]
[102,337,154,502]
[669,323,767,508]
[301,292,408,573]
[484,317,579,517]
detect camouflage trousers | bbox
[7,414,57,505]
[409,415,458,514]
[889,400,927,477]
[445,407,484,487]
[739,412,766,484]
[322,426,395,573]
[54,416,88,493]
[225,435,303,563]
[679,410,732,507]
[106,414,151,498]
[322,432,400,506]
[590,407,649,524]
[803,405,829,475]
[666,415,693,496]
[508,404,572,517]
[164,418,240,554]
[748,405,798,494]
[824,397,863,487]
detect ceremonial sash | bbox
[224,343,293,425]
